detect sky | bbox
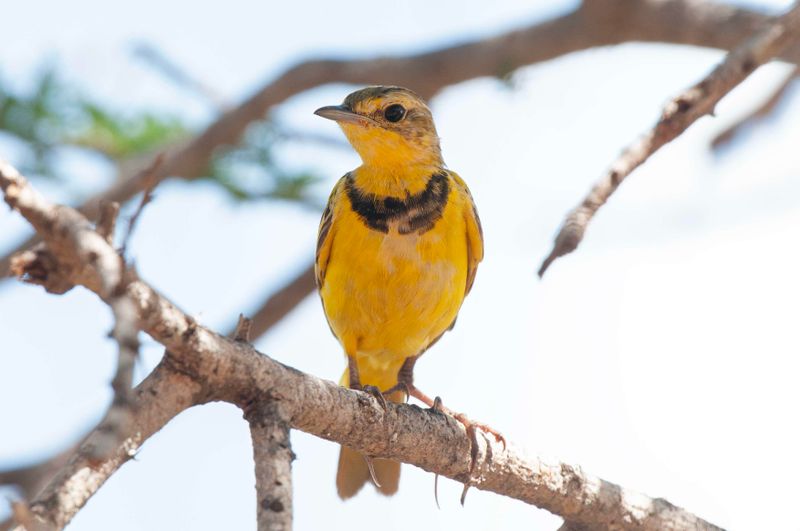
[1,0,800,530]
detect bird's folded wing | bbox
[448,171,484,295]
[315,175,347,289]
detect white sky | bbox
[2,0,800,530]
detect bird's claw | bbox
[429,395,444,413]
[362,384,388,410]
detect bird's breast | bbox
[320,186,468,361]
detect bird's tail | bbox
[336,368,405,499]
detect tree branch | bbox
[237,316,294,531]
[246,402,294,531]
[85,289,140,462]
[2,160,723,530]
[0,446,78,504]
[710,66,799,150]
[132,42,229,111]
[3,0,799,279]
[9,360,201,530]
[538,1,800,276]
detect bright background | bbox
[2,0,800,529]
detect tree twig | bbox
[119,153,164,257]
[2,159,723,531]
[84,291,140,462]
[232,314,253,342]
[538,2,800,276]
[95,201,120,245]
[711,66,799,150]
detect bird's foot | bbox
[349,381,389,410]
[361,384,388,410]
[400,385,506,476]
[381,382,411,404]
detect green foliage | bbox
[69,103,187,160]
[207,121,321,207]
[0,64,321,207]
[0,67,68,177]
[0,65,188,179]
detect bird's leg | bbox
[347,354,387,409]
[347,355,361,390]
[381,356,418,402]
[384,356,506,475]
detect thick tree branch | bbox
[3,0,799,280]
[237,316,294,531]
[2,161,722,530]
[538,2,800,276]
[246,402,294,531]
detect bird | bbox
[314,86,498,500]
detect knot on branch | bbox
[10,244,75,294]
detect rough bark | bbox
[247,402,294,531]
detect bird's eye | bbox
[383,104,406,123]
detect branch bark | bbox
[0,445,78,517]
[246,402,294,531]
[17,361,200,530]
[538,1,800,276]
[2,0,799,279]
[237,316,294,531]
[2,160,723,530]
[710,66,799,150]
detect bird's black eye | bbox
[384,104,406,123]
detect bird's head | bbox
[314,86,442,169]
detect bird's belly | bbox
[321,218,468,382]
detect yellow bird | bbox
[314,86,493,499]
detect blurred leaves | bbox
[0,67,70,178]
[207,121,322,208]
[0,65,188,179]
[69,103,187,160]
[0,62,325,207]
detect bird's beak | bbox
[314,105,374,126]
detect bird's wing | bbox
[449,171,484,295]
[315,175,347,289]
